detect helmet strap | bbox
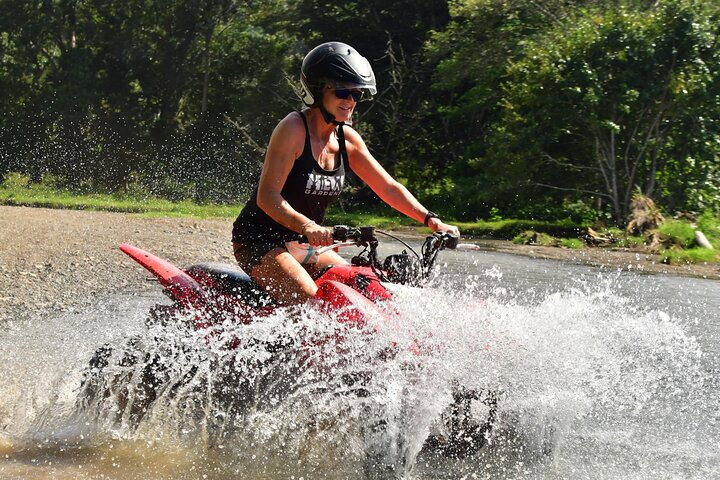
[318,103,349,126]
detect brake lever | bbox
[314,241,359,255]
[431,232,459,250]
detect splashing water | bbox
[0,257,717,479]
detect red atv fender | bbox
[314,280,390,328]
[315,264,393,303]
[119,243,205,309]
[314,279,420,355]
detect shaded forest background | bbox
[1,0,719,225]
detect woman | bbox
[232,41,459,304]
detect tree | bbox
[420,0,592,219]
[492,0,720,223]
[0,0,292,196]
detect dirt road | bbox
[0,205,234,322]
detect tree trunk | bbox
[200,26,213,120]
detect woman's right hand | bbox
[428,218,461,237]
[303,222,334,246]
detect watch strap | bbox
[424,211,439,227]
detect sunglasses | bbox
[332,88,364,102]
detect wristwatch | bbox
[424,211,439,227]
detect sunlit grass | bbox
[0,174,591,237]
[324,210,414,230]
[2,177,580,237]
[3,171,718,270]
[560,238,584,249]
[660,247,719,265]
[697,211,720,248]
[657,220,696,248]
[457,218,579,238]
[0,173,240,218]
[614,235,647,249]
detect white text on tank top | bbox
[304,173,345,196]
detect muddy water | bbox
[1,245,718,479]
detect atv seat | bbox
[185,262,273,307]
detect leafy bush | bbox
[657,220,696,248]
[561,199,600,225]
[1,172,30,189]
[1,172,64,197]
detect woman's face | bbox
[322,85,361,123]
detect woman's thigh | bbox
[315,249,350,268]
[233,241,278,273]
[304,249,350,277]
[251,248,318,305]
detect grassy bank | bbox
[0,172,578,237]
[2,173,718,265]
[0,172,241,218]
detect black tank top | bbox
[232,111,347,244]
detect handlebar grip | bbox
[298,225,374,245]
[431,231,459,249]
[298,225,344,244]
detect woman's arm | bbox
[255,113,304,229]
[255,113,333,245]
[344,127,459,235]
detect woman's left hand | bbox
[428,218,460,237]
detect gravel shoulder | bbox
[1,205,718,322]
[0,205,233,322]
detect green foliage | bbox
[657,220,697,248]
[0,0,291,196]
[615,235,647,249]
[324,210,409,231]
[560,238,584,249]
[512,231,532,245]
[462,218,579,239]
[0,172,242,218]
[1,172,31,190]
[420,0,601,219]
[422,0,720,222]
[696,211,720,247]
[660,247,718,265]
[512,230,560,246]
[4,171,717,267]
[1,0,719,225]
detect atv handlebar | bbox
[298,225,380,246]
[301,225,459,250]
[300,225,462,286]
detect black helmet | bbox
[300,42,377,107]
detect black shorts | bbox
[232,241,285,273]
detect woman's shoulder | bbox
[277,110,307,129]
[270,111,307,143]
[341,123,367,150]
